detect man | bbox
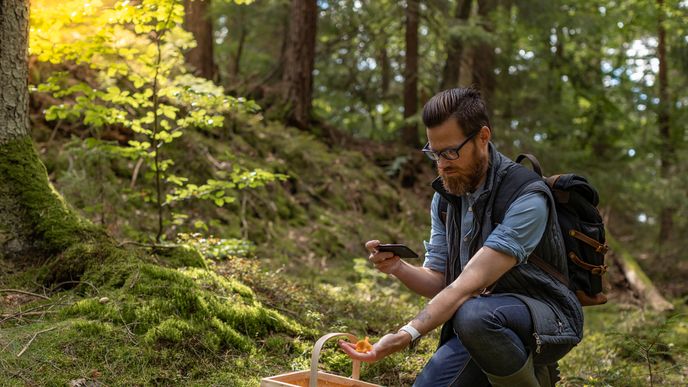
[339,88,583,386]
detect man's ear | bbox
[478,126,491,145]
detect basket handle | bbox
[309,332,361,387]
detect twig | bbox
[128,269,141,290]
[0,289,51,300]
[0,311,58,319]
[0,296,69,324]
[130,157,144,189]
[17,327,57,357]
[116,241,177,249]
[49,280,100,295]
[118,311,139,345]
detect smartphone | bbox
[377,244,419,258]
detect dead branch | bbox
[49,280,100,295]
[0,296,69,324]
[17,327,57,357]
[0,289,50,300]
[0,311,58,319]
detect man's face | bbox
[426,120,490,195]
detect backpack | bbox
[438,153,609,306]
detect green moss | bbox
[143,317,193,345]
[156,244,208,269]
[0,136,99,255]
[73,319,116,336]
[52,260,308,354]
[180,267,254,300]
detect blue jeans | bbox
[413,295,541,387]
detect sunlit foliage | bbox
[29,0,284,240]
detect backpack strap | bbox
[529,253,570,287]
[497,156,572,288]
[515,154,543,177]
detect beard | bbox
[440,148,487,196]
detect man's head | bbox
[422,88,492,195]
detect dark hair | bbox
[421,87,491,136]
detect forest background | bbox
[1,0,687,385]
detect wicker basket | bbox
[260,332,382,387]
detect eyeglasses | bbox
[422,131,479,161]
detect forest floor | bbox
[1,253,687,386]
[1,119,687,386]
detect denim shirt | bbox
[423,190,548,273]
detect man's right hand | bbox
[365,240,402,275]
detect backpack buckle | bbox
[591,265,608,276]
[596,244,609,255]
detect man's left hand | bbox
[338,332,411,362]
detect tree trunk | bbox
[232,20,247,78]
[282,0,317,129]
[607,235,673,312]
[0,0,30,144]
[656,0,675,246]
[0,0,100,282]
[440,0,472,90]
[472,0,496,113]
[184,0,217,81]
[380,43,390,97]
[401,0,420,148]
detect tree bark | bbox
[656,0,675,246]
[401,0,420,148]
[440,0,472,90]
[0,0,30,144]
[472,0,496,113]
[232,20,247,78]
[282,0,317,129]
[0,0,97,266]
[184,0,217,81]
[380,43,390,97]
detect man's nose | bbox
[437,157,451,170]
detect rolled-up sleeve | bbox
[423,193,447,273]
[484,191,548,265]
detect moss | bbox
[155,244,208,269]
[0,136,100,256]
[54,260,309,353]
[143,317,193,345]
[73,319,116,336]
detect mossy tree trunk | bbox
[0,0,100,273]
[607,235,673,312]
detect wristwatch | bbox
[398,324,422,349]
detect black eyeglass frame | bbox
[422,130,480,161]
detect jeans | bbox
[413,294,538,387]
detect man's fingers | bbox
[365,240,380,253]
[338,340,377,363]
[369,251,395,264]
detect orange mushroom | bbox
[354,336,373,353]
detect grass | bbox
[559,301,688,386]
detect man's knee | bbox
[452,297,495,342]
